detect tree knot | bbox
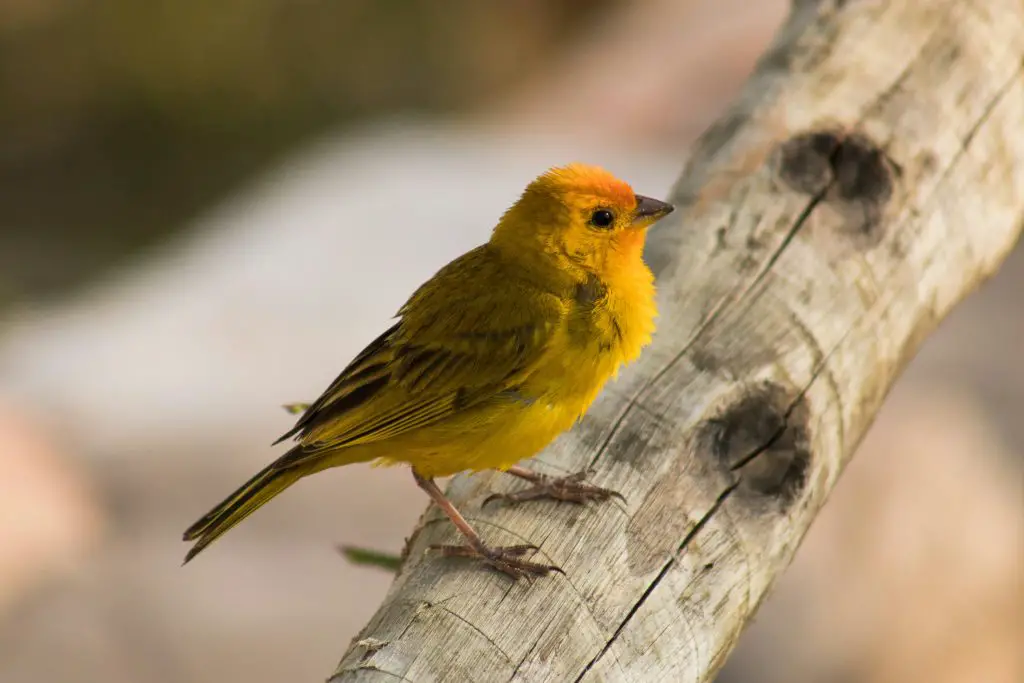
[775,128,900,247]
[695,381,811,506]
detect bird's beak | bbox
[632,195,674,227]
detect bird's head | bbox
[491,163,674,277]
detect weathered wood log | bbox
[331,0,1024,680]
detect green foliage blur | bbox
[0,0,613,303]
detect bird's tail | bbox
[182,446,308,564]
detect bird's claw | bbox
[483,470,626,508]
[427,543,563,580]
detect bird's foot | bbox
[428,542,563,580]
[483,469,626,508]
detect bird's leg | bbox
[413,470,562,580]
[483,465,626,507]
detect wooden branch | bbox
[331,1,1024,681]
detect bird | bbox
[182,163,674,578]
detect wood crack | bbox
[432,603,514,667]
[330,665,414,682]
[962,57,1023,149]
[572,483,738,682]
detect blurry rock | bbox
[720,383,1024,683]
[0,402,104,615]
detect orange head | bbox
[490,163,674,276]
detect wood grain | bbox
[331,0,1024,680]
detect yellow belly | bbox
[362,388,576,478]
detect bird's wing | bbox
[274,246,566,457]
[272,321,401,445]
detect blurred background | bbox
[0,1,1020,681]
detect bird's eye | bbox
[590,209,614,228]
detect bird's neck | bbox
[487,237,585,298]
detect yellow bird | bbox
[183,163,673,578]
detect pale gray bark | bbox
[331,0,1024,681]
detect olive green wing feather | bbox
[272,321,399,445]
[275,246,565,456]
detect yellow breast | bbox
[532,262,657,419]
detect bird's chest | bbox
[546,273,656,409]
[569,272,653,351]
